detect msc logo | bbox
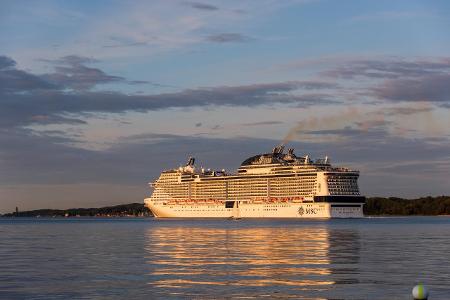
[307,208,318,214]
[298,206,318,215]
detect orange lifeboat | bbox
[292,196,303,203]
[253,197,263,203]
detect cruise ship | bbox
[144,146,365,218]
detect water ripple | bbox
[0,217,449,299]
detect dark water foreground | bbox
[0,217,449,299]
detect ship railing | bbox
[166,198,227,205]
[250,196,305,204]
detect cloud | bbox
[0,129,271,186]
[279,56,450,104]
[0,55,56,92]
[315,57,450,104]
[0,55,17,69]
[120,132,184,143]
[39,55,158,89]
[0,56,337,128]
[384,105,433,116]
[0,83,333,128]
[184,1,219,11]
[102,42,148,48]
[323,57,450,79]
[242,121,284,126]
[40,55,127,91]
[29,115,88,126]
[0,69,57,93]
[372,74,450,102]
[305,126,389,143]
[206,33,253,43]
[50,55,99,65]
[3,0,322,65]
[102,36,148,48]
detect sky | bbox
[1,0,450,213]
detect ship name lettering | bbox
[306,208,318,214]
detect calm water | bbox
[1,217,449,299]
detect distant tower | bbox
[15,206,19,217]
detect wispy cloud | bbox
[309,56,450,103]
[384,105,433,116]
[372,74,450,102]
[4,0,321,67]
[41,55,126,91]
[242,121,284,126]
[322,57,450,79]
[102,36,148,49]
[6,1,254,63]
[205,33,253,43]
[184,1,219,11]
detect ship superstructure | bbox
[144,146,365,218]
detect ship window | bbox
[225,201,234,208]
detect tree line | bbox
[364,196,450,215]
[2,203,152,217]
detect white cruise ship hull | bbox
[145,146,366,219]
[145,198,363,218]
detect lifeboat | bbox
[253,198,263,203]
[292,196,303,203]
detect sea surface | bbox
[0,217,449,299]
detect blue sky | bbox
[1,0,450,212]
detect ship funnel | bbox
[272,144,285,155]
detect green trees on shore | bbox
[364,196,450,215]
[3,203,152,217]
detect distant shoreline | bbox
[2,196,450,217]
[1,203,152,218]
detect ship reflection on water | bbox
[145,222,360,299]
